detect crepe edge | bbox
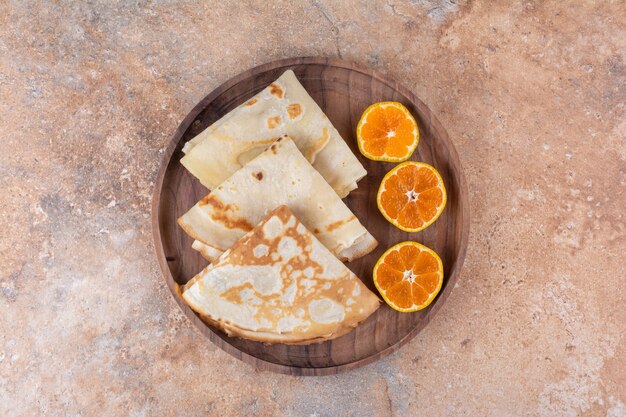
[192,239,223,262]
[181,277,382,346]
[188,301,380,345]
[337,232,378,262]
[191,232,377,264]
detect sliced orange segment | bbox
[356,102,419,162]
[377,161,446,232]
[373,241,443,312]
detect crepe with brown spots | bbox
[180,70,366,198]
[178,136,377,262]
[182,205,380,344]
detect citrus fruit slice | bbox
[356,101,419,162]
[377,161,446,232]
[373,241,443,312]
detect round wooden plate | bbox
[152,57,470,376]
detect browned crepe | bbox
[182,205,380,344]
[178,136,377,263]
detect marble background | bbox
[0,1,624,416]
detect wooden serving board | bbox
[152,57,470,375]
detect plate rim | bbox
[151,56,471,375]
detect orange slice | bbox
[377,161,446,232]
[373,241,443,312]
[356,102,419,162]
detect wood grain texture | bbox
[151,57,470,376]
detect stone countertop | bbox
[1,1,624,416]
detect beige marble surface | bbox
[1,1,624,415]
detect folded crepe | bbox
[180,70,366,198]
[182,205,381,344]
[178,136,377,262]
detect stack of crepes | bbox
[177,70,380,344]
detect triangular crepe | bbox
[178,136,377,262]
[180,70,366,198]
[182,205,380,344]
